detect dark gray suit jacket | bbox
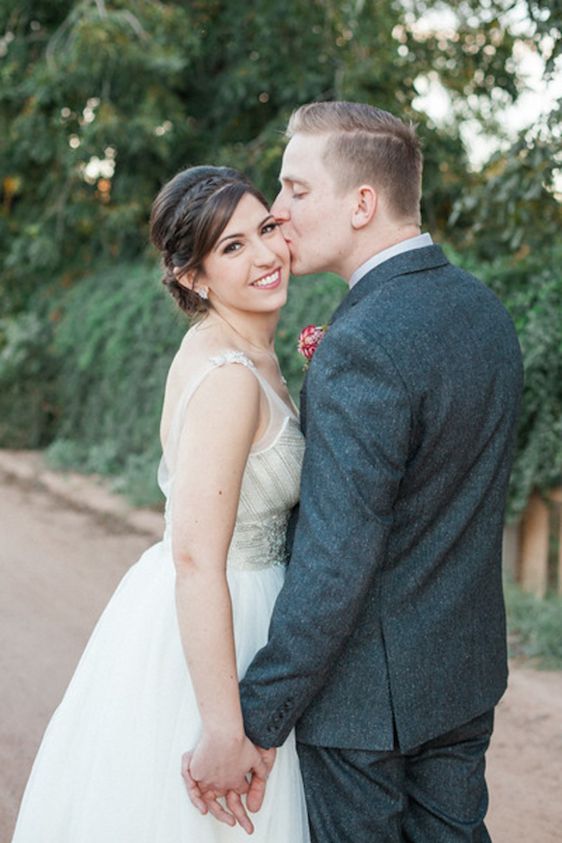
[239,245,523,753]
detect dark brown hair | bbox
[150,166,268,316]
[287,101,422,223]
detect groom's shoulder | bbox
[328,251,516,370]
[354,252,506,334]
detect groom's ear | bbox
[351,185,377,230]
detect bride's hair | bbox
[150,165,269,317]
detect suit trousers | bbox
[297,709,494,843]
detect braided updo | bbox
[150,165,269,317]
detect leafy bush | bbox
[276,273,346,397]
[47,261,185,505]
[0,304,59,447]
[450,243,562,519]
[505,577,562,669]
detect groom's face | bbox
[271,133,354,278]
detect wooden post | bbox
[547,487,562,597]
[502,522,520,580]
[518,492,549,598]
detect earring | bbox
[197,288,208,300]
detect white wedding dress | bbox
[12,351,310,843]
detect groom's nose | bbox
[271,190,290,223]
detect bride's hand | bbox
[182,734,274,833]
[190,731,268,791]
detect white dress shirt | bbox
[349,233,434,290]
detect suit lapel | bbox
[299,246,449,433]
[340,245,450,317]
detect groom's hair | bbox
[287,101,422,223]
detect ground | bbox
[1,464,561,841]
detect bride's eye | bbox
[261,222,278,235]
[223,240,242,254]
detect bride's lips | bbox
[250,268,282,290]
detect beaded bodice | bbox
[158,351,304,571]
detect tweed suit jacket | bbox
[239,245,523,752]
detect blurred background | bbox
[0,0,560,615]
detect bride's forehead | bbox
[223,193,270,230]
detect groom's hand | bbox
[246,747,276,812]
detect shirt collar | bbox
[349,233,434,290]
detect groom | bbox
[185,101,523,840]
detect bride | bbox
[11,165,310,842]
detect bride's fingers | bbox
[202,792,237,827]
[181,752,207,814]
[226,790,254,835]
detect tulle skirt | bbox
[12,540,310,842]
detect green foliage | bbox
[0,303,59,447]
[46,261,185,504]
[505,577,562,669]
[0,0,198,311]
[445,241,562,519]
[503,260,562,517]
[1,0,530,317]
[448,95,562,516]
[277,273,346,397]
[0,0,559,517]
[504,268,562,517]
[450,103,562,258]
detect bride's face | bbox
[198,192,291,315]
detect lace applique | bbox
[227,511,290,570]
[209,351,256,370]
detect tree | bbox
[0,0,198,312]
[2,0,558,512]
[1,0,528,314]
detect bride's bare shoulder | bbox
[167,321,218,381]
[162,319,255,425]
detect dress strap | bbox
[208,350,256,371]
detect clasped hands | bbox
[182,731,276,834]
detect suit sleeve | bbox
[239,323,412,747]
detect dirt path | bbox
[1,471,561,842]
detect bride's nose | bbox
[253,240,277,267]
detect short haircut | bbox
[287,101,422,223]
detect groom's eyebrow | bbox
[281,176,310,188]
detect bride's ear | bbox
[173,266,196,291]
[174,267,209,301]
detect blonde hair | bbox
[287,101,422,223]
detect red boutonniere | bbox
[297,324,328,369]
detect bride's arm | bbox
[170,363,271,818]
